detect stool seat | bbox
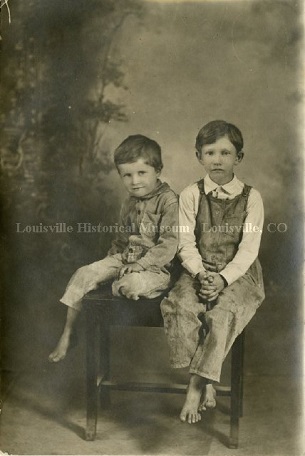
[84,286,244,448]
[84,286,165,326]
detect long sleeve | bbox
[178,185,206,276]
[136,197,179,270]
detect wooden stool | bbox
[84,286,244,448]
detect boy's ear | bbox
[196,150,203,163]
[236,151,244,163]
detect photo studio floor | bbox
[1,286,303,456]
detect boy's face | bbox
[197,136,243,185]
[117,158,160,198]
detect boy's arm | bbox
[219,188,264,286]
[136,196,179,270]
[177,186,207,277]
[107,201,129,256]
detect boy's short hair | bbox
[114,134,163,171]
[195,120,244,156]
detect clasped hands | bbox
[197,271,226,302]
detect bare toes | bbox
[180,413,187,422]
[188,412,201,424]
[48,352,65,363]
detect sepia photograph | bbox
[0,0,303,454]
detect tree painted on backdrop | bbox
[0,0,142,278]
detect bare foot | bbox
[48,332,75,363]
[180,375,206,424]
[198,383,216,411]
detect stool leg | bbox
[85,306,98,441]
[229,332,243,449]
[239,330,245,418]
[100,319,111,408]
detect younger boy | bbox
[161,120,265,424]
[49,134,178,362]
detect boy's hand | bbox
[196,270,209,286]
[196,271,217,301]
[118,262,144,279]
[198,272,226,302]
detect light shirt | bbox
[178,174,264,285]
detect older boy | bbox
[161,120,265,424]
[49,134,178,362]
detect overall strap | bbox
[197,179,205,194]
[241,184,252,208]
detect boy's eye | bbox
[123,173,131,177]
[138,171,146,175]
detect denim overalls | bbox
[161,181,265,382]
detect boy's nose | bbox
[131,175,140,185]
[213,154,222,164]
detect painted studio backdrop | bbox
[0,0,303,454]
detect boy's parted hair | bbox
[114,134,163,171]
[195,120,244,156]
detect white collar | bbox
[204,174,243,195]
